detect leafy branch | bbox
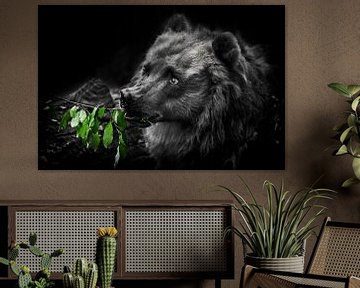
[59,104,128,168]
[328,83,360,187]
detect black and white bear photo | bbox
[38,5,285,170]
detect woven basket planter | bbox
[245,254,305,273]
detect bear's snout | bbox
[119,87,147,119]
[119,87,142,110]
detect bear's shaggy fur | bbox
[118,14,274,169]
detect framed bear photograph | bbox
[38,5,285,170]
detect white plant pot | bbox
[245,254,305,273]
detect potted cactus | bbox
[62,258,98,288]
[0,232,64,288]
[96,227,117,288]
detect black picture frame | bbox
[38,5,285,170]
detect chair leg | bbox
[215,278,221,288]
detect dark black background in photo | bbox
[38,5,285,169]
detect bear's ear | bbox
[164,14,191,33]
[212,32,241,66]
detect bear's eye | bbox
[169,77,179,85]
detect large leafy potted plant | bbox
[221,179,334,273]
[328,83,360,187]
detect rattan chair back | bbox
[307,217,360,278]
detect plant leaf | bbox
[78,121,89,143]
[89,132,100,151]
[347,114,356,127]
[349,135,360,157]
[0,257,9,266]
[336,145,348,155]
[70,114,80,128]
[114,146,121,168]
[69,106,78,117]
[347,85,360,97]
[352,157,360,180]
[118,133,128,159]
[112,109,127,131]
[114,132,128,168]
[78,110,87,123]
[91,106,98,117]
[116,110,127,131]
[10,261,20,276]
[103,122,113,148]
[351,96,360,111]
[328,83,350,97]
[342,177,360,188]
[97,107,106,119]
[59,110,71,130]
[340,126,353,143]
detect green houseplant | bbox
[221,179,334,272]
[0,232,63,288]
[328,83,360,187]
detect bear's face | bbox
[118,14,268,166]
[121,30,216,125]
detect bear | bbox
[114,14,279,169]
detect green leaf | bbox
[351,96,360,111]
[112,109,127,131]
[97,107,106,119]
[114,146,121,168]
[88,113,94,127]
[0,257,9,266]
[78,121,89,143]
[92,117,99,133]
[349,135,360,157]
[342,177,360,188]
[103,122,113,148]
[340,126,353,143]
[59,110,71,130]
[112,110,119,124]
[347,85,360,97]
[91,106,98,117]
[347,114,356,128]
[336,144,348,155]
[78,110,87,123]
[352,157,360,180]
[10,261,20,276]
[69,106,78,117]
[89,132,100,151]
[117,110,127,130]
[70,114,80,128]
[118,133,128,159]
[328,83,350,97]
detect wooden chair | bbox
[241,217,360,288]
